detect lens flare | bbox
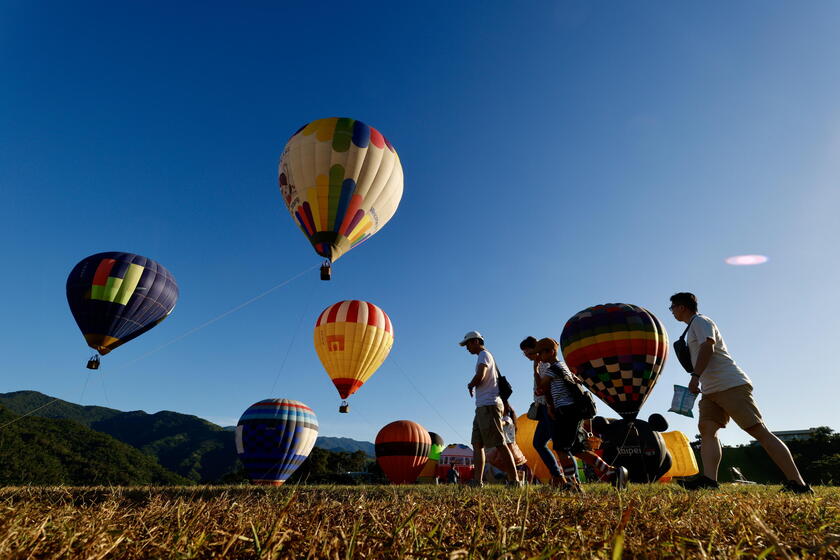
[725,255,768,266]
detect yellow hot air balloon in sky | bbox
[314,300,394,412]
[279,117,404,278]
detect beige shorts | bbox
[699,383,763,430]
[472,403,506,449]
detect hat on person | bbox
[535,337,558,352]
[458,330,484,346]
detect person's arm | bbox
[468,363,488,396]
[688,339,714,394]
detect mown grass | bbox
[0,484,837,559]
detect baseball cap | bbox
[458,331,484,346]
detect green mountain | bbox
[0,391,377,483]
[0,406,190,485]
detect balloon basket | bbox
[320,261,332,281]
[339,401,349,413]
[86,355,100,370]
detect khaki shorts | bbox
[699,383,763,430]
[472,403,506,449]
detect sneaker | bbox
[560,482,585,494]
[505,478,524,488]
[612,466,629,490]
[780,480,814,495]
[466,480,484,488]
[676,475,719,490]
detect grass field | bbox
[0,484,837,559]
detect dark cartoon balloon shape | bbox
[592,414,672,483]
[375,420,431,484]
[66,252,178,363]
[561,303,669,420]
[235,399,319,486]
[278,117,404,264]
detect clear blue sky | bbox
[2,1,839,447]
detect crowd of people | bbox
[460,292,814,494]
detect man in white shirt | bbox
[460,330,520,486]
[669,292,812,493]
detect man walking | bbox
[460,330,520,486]
[669,292,812,493]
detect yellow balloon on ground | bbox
[279,117,404,263]
[515,414,554,483]
[660,431,699,481]
[314,300,394,401]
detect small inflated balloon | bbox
[235,399,319,486]
[279,117,404,264]
[66,252,178,362]
[375,420,430,484]
[314,300,394,408]
[561,303,668,420]
[428,432,445,462]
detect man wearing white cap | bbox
[460,331,520,486]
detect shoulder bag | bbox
[673,316,697,373]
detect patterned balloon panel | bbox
[427,431,445,461]
[375,420,430,484]
[314,300,394,400]
[66,252,178,355]
[560,303,669,420]
[279,117,404,263]
[235,399,319,486]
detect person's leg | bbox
[744,423,806,485]
[533,405,563,479]
[473,447,486,483]
[552,411,580,483]
[699,419,723,480]
[494,444,519,481]
[721,384,808,487]
[577,450,615,481]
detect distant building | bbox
[749,428,820,446]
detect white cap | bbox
[458,330,483,346]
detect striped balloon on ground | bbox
[279,117,403,264]
[375,420,431,484]
[66,252,178,360]
[560,303,669,420]
[235,399,319,486]
[314,300,394,408]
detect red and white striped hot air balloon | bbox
[313,300,394,412]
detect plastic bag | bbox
[668,384,698,417]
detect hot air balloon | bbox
[314,300,394,412]
[278,117,404,280]
[560,303,669,420]
[375,420,431,484]
[417,431,445,482]
[66,252,178,369]
[235,399,319,486]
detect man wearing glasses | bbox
[669,292,812,493]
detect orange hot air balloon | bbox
[314,300,394,412]
[375,420,431,484]
[515,414,555,483]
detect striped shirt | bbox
[543,361,575,408]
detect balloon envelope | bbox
[428,432,445,461]
[235,399,319,486]
[279,117,404,263]
[66,252,178,356]
[561,303,668,420]
[375,420,430,484]
[314,300,394,400]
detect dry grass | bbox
[0,484,837,559]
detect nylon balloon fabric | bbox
[375,420,431,484]
[66,252,178,356]
[314,300,394,400]
[279,117,404,263]
[560,303,669,420]
[235,399,319,486]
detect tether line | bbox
[0,264,318,432]
[391,356,469,443]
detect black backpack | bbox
[496,366,513,402]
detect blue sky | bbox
[2,1,839,448]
